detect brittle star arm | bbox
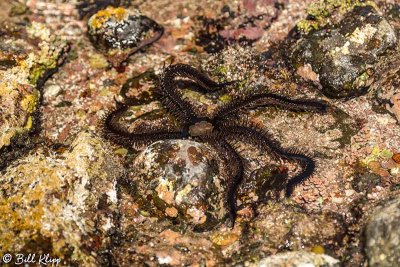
[213,93,329,121]
[165,63,234,92]
[200,134,244,228]
[221,124,315,197]
[101,105,188,149]
[159,63,234,124]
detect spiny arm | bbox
[213,93,329,121]
[200,134,244,228]
[100,105,187,149]
[221,123,315,197]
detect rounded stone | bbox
[130,139,227,230]
[87,6,163,67]
[292,5,397,98]
[365,198,400,266]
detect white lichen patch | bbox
[348,24,377,45]
[27,21,52,41]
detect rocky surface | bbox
[256,251,340,267]
[0,0,400,266]
[292,5,397,98]
[0,131,123,266]
[0,20,68,168]
[365,198,400,266]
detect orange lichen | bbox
[393,153,400,164]
[89,7,128,30]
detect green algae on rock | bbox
[292,5,397,98]
[0,131,123,266]
[296,0,377,34]
[128,139,227,231]
[0,21,68,150]
[87,6,163,68]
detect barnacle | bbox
[101,63,329,227]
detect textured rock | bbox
[0,131,123,266]
[365,198,400,266]
[0,21,68,150]
[128,139,227,230]
[240,203,345,258]
[292,5,397,98]
[87,6,163,67]
[255,251,340,267]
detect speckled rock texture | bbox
[255,251,340,267]
[365,198,400,266]
[292,5,397,98]
[0,21,68,151]
[88,6,163,67]
[129,139,227,230]
[1,0,400,266]
[0,131,123,266]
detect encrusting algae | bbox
[0,131,124,266]
[0,21,68,150]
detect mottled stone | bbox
[129,139,226,230]
[292,5,397,98]
[365,198,400,266]
[87,6,163,67]
[254,251,340,267]
[242,203,345,256]
[0,21,68,150]
[0,131,123,266]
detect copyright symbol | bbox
[2,253,12,263]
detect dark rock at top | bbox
[87,6,163,67]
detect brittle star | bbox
[102,63,329,227]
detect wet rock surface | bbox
[292,5,397,98]
[365,198,400,266]
[0,131,123,266]
[127,139,226,230]
[1,0,400,266]
[87,6,163,67]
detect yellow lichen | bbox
[88,53,109,69]
[89,7,128,30]
[361,145,394,166]
[0,22,67,150]
[210,232,239,246]
[297,0,377,34]
[20,92,39,114]
[0,132,121,266]
[311,245,326,254]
